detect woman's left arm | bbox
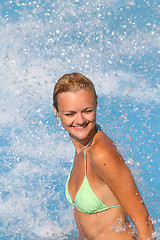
[113,161,155,240]
[92,141,156,240]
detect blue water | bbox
[0,0,159,239]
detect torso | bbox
[74,205,127,240]
[67,130,136,239]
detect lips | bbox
[72,123,88,129]
[73,126,87,131]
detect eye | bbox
[65,113,75,117]
[84,109,94,114]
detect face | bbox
[53,89,97,142]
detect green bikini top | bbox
[65,124,120,214]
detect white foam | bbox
[0,0,159,238]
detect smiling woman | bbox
[53,73,98,148]
[53,90,97,147]
[52,73,155,240]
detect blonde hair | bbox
[53,72,97,111]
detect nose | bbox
[75,112,86,125]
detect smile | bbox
[73,124,88,129]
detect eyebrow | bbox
[63,106,95,113]
[63,111,76,114]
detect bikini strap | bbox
[84,148,87,176]
[96,123,101,132]
[84,124,101,176]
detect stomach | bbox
[74,206,137,240]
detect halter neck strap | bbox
[86,124,101,147]
[83,124,101,175]
[75,123,101,156]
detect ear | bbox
[52,103,59,117]
[95,99,98,108]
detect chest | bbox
[68,152,86,200]
[67,150,107,202]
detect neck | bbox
[70,124,98,153]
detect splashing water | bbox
[0,0,159,239]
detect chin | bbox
[71,132,88,141]
[70,124,95,140]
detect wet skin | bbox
[53,89,155,240]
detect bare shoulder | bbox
[91,131,125,164]
[90,131,127,177]
[90,130,135,200]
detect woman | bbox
[53,73,155,240]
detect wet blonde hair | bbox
[53,72,97,111]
